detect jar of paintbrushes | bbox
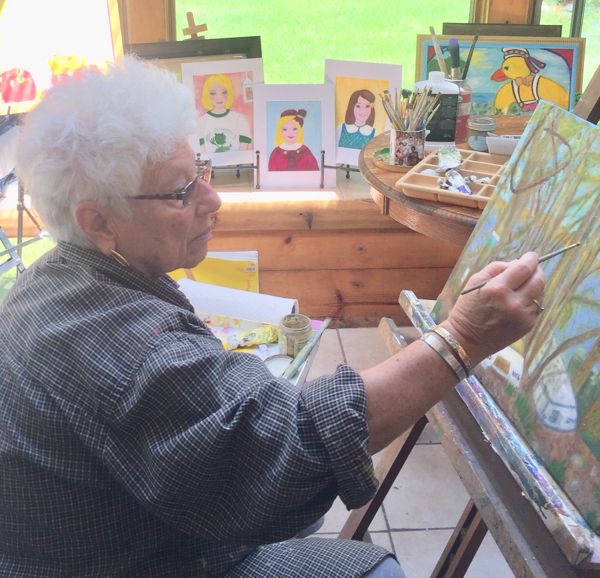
[380,88,439,168]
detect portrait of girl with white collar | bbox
[335,89,377,150]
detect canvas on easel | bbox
[432,101,600,563]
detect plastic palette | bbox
[395,150,508,209]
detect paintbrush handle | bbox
[430,26,449,78]
[460,243,580,295]
[281,317,331,380]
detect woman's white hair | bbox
[16,56,200,246]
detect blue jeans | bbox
[363,555,406,578]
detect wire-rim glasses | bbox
[126,158,212,207]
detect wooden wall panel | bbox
[212,198,406,232]
[258,268,455,327]
[209,230,462,271]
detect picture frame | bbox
[324,59,402,166]
[0,0,123,116]
[253,83,336,189]
[125,36,262,81]
[441,23,563,38]
[415,35,585,116]
[181,58,264,167]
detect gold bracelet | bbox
[432,326,474,375]
[421,333,467,382]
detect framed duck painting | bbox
[415,35,585,116]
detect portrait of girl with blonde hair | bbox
[268,109,319,171]
[198,73,252,153]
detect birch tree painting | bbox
[434,101,600,531]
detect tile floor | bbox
[305,328,515,578]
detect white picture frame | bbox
[253,83,336,189]
[181,58,264,167]
[325,59,402,166]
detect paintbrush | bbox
[460,243,581,295]
[461,34,479,80]
[430,26,449,78]
[448,38,461,80]
[281,317,331,380]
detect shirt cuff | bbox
[301,365,377,510]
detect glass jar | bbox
[278,314,312,358]
[448,79,472,144]
[467,116,497,152]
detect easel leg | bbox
[338,415,428,540]
[430,498,488,578]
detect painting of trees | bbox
[434,101,600,528]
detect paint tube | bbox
[421,169,438,176]
[436,145,463,173]
[446,169,472,195]
[467,175,491,184]
[438,178,460,193]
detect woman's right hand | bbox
[441,252,546,365]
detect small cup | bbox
[389,129,427,167]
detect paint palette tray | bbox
[395,150,508,209]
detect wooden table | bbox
[361,115,530,247]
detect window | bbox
[536,0,600,90]
[175,0,471,86]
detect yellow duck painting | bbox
[491,47,569,114]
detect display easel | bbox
[320,150,359,187]
[208,151,261,189]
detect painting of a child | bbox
[197,74,252,154]
[268,109,319,171]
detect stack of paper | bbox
[177,278,298,326]
[170,251,259,292]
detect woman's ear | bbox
[75,201,118,256]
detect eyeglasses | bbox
[126,158,212,207]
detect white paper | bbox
[178,278,298,325]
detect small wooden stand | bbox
[182,12,207,39]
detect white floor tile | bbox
[306,329,344,380]
[338,327,391,372]
[382,445,470,530]
[465,533,515,578]
[391,528,453,578]
[369,531,395,555]
[391,529,514,578]
[317,496,387,534]
[416,422,441,445]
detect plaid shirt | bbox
[0,243,383,577]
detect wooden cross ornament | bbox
[183,12,207,39]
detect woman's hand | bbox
[442,252,546,365]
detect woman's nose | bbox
[197,183,221,215]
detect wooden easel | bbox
[339,69,600,577]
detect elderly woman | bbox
[0,57,545,577]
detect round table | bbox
[360,115,529,247]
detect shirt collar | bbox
[56,242,194,312]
